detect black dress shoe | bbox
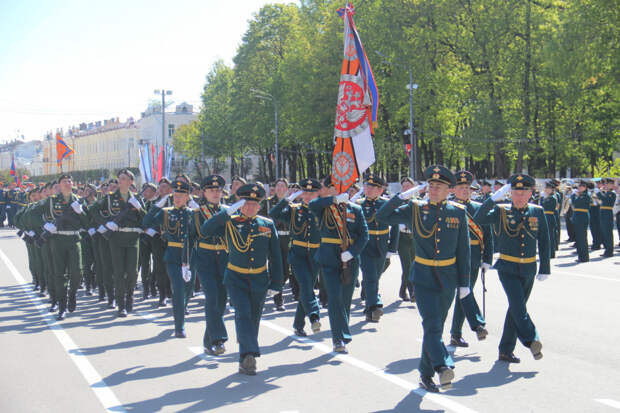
[98,295,105,302]
[39,291,46,297]
[529,340,543,360]
[175,330,187,338]
[118,309,127,317]
[56,311,65,321]
[184,308,190,315]
[85,289,93,296]
[450,336,469,347]
[49,303,58,313]
[68,293,77,313]
[419,376,439,393]
[107,299,116,309]
[475,326,488,341]
[158,297,168,307]
[498,352,521,363]
[126,296,134,313]
[399,284,409,301]
[294,328,307,337]
[437,366,454,389]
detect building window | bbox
[168,124,175,138]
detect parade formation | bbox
[6,167,620,392]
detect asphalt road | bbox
[1,228,619,413]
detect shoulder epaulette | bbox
[162,206,174,212]
[230,214,241,220]
[290,202,302,208]
[448,200,466,210]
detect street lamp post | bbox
[375,51,418,180]
[250,88,279,180]
[154,89,172,173]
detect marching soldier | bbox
[0,182,6,227]
[15,189,41,290]
[308,177,368,354]
[397,177,416,302]
[91,170,145,317]
[589,180,603,250]
[570,180,591,262]
[80,184,97,296]
[29,174,89,320]
[540,181,559,258]
[598,178,616,257]
[147,177,174,307]
[376,165,470,392]
[139,183,158,299]
[201,183,283,375]
[475,174,550,364]
[144,179,195,338]
[449,170,490,348]
[191,175,229,354]
[358,173,399,323]
[269,178,322,337]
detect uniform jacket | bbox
[358,196,399,258]
[270,198,321,260]
[143,205,194,264]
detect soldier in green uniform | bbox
[270,178,323,337]
[589,180,603,251]
[448,170,491,348]
[91,170,145,317]
[540,181,559,258]
[29,174,90,320]
[15,189,41,290]
[201,183,283,375]
[190,175,229,354]
[139,183,158,299]
[80,184,98,296]
[309,177,368,354]
[377,165,470,392]
[598,178,616,257]
[475,174,550,364]
[357,173,399,322]
[570,180,591,262]
[151,178,174,306]
[397,177,416,302]
[144,179,195,337]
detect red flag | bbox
[331,3,378,193]
[56,133,74,167]
[156,145,164,182]
[151,144,157,182]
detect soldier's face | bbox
[159,183,171,195]
[428,181,450,202]
[544,187,553,196]
[364,184,382,199]
[204,187,223,204]
[143,188,156,200]
[401,181,414,192]
[511,189,532,207]
[118,174,132,190]
[453,184,470,200]
[59,178,72,194]
[240,200,260,217]
[301,191,318,204]
[173,192,189,207]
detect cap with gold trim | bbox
[172,179,191,194]
[454,170,474,186]
[363,172,386,187]
[424,165,456,186]
[507,174,535,189]
[237,182,266,201]
[202,174,225,190]
[299,178,320,192]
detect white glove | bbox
[145,228,157,237]
[105,221,119,231]
[71,201,83,214]
[458,287,471,299]
[594,188,600,193]
[491,184,511,202]
[182,265,192,282]
[188,199,200,210]
[399,183,427,200]
[350,188,364,202]
[572,189,578,195]
[27,230,35,237]
[266,289,279,298]
[43,222,57,233]
[227,199,246,215]
[399,224,406,231]
[335,193,349,204]
[341,251,353,262]
[386,251,397,258]
[481,262,492,272]
[97,225,107,234]
[155,196,168,208]
[88,228,96,237]
[287,190,304,202]
[128,196,141,209]
[536,273,549,282]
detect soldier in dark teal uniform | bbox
[540,181,559,258]
[138,183,158,299]
[190,175,230,355]
[598,178,616,257]
[80,184,97,296]
[396,177,416,302]
[589,180,603,250]
[309,177,368,354]
[448,170,490,348]
[148,178,174,307]
[475,174,550,364]
[570,180,591,262]
[270,178,322,337]
[201,183,283,375]
[29,174,90,320]
[144,179,195,337]
[357,173,399,322]
[377,165,470,392]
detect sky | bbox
[0,0,287,142]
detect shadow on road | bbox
[446,360,537,396]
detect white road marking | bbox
[595,399,620,410]
[553,270,620,282]
[261,320,479,413]
[0,249,125,413]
